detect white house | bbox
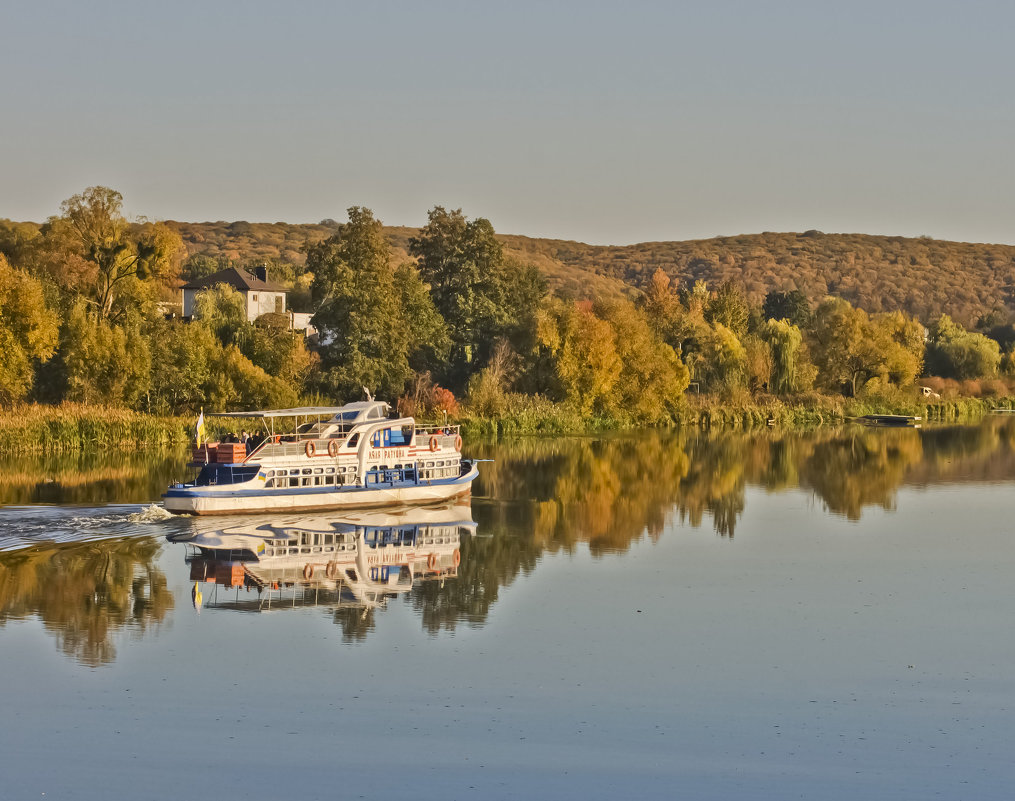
[182,266,287,323]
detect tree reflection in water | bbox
[6,418,1015,657]
[0,537,173,666]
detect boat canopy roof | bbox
[207,406,352,419]
[207,401,392,421]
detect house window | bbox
[251,293,258,302]
[275,295,284,313]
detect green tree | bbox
[705,280,750,337]
[239,314,316,390]
[193,283,247,346]
[205,344,298,411]
[926,315,1000,379]
[308,207,411,399]
[146,319,217,413]
[393,262,450,371]
[702,323,748,392]
[61,299,151,406]
[0,255,59,402]
[409,207,545,387]
[762,318,805,394]
[763,289,812,327]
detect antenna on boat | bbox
[363,386,374,402]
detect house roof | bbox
[182,267,286,292]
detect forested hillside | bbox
[164,221,1015,325]
[3,189,1014,421]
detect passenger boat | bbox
[163,401,477,515]
[170,503,475,611]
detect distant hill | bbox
[166,222,1015,326]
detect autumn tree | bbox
[534,300,621,415]
[807,298,923,396]
[599,300,689,420]
[52,187,183,319]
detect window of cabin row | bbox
[264,466,355,488]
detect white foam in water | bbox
[0,503,178,552]
[127,504,174,523]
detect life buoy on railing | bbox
[427,553,438,571]
[325,561,338,579]
[327,439,339,458]
[454,435,462,451]
[303,563,314,580]
[305,440,316,458]
[429,435,439,452]
[452,548,461,567]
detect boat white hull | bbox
[164,466,478,516]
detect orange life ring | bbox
[327,439,339,458]
[305,441,316,458]
[325,561,338,579]
[452,548,461,567]
[426,553,438,571]
[303,563,314,580]
[429,435,439,452]
[454,435,462,451]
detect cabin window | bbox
[325,467,335,474]
[302,468,312,475]
[313,467,323,474]
[389,425,412,446]
[347,433,360,447]
[290,469,299,476]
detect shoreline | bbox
[2,396,1013,454]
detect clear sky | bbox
[2,0,1012,245]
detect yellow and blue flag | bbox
[196,409,206,447]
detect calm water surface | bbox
[1,421,1014,799]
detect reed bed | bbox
[0,404,191,454]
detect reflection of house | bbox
[182,266,287,323]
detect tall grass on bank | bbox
[4,394,1014,453]
[460,392,1015,439]
[0,404,191,454]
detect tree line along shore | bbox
[3,186,1015,453]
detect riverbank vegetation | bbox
[5,187,1015,447]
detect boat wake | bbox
[0,503,184,553]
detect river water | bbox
[1,420,1013,799]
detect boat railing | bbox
[245,423,461,463]
[247,435,350,462]
[415,424,461,450]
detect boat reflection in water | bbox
[168,502,476,613]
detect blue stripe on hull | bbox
[164,472,472,500]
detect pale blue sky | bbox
[2,0,1012,244]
